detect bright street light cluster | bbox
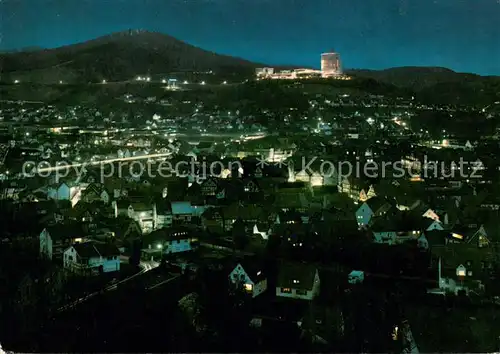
[136,76,151,82]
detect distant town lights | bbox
[162,79,166,84]
[223,81,227,84]
[14,80,20,84]
[102,79,107,84]
[146,77,151,82]
[183,81,189,84]
[156,244,163,249]
[201,81,206,85]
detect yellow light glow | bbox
[311,177,323,187]
[244,284,253,292]
[451,233,464,240]
[457,269,466,277]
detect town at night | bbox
[0,0,500,352]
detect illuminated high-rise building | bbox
[255,67,275,78]
[321,52,342,77]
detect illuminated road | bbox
[56,260,159,312]
[34,152,174,174]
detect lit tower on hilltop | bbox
[321,51,342,77]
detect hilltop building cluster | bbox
[256,51,351,80]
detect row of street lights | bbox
[11,78,229,85]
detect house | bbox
[128,201,155,234]
[112,198,131,218]
[339,176,375,201]
[402,200,441,222]
[171,201,193,224]
[432,245,497,295]
[221,204,266,232]
[63,242,120,276]
[104,178,128,199]
[81,183,110,205]
[142,227,199,259]
[371,213,444,245]
[207,178,264,203]
[355,197,392,227]
[155,200,173,229]
[253,222,271,240]
[274,222,310,248]
[450,224,491,248]
[228,258,268,298]
[420,218,445,232]
[348,270,364,284]
[113,217,142,240]
[71,200,111,224]
[201,207,225,234]
[47,182,73,201]
[273,187,310,213]
[299,303,345,346]
[201,177,219,196]
[242,179,261,194]
[39,223,86,260]
[276,262,320,300]
[423,229,453,248]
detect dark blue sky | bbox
[1,0,500,75]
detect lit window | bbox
[281,287,291,293]
[244,284,253,292]
[457,268,466,277]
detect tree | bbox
[128,238,142,266]
[185,268,254,351]
[232,217,248,250]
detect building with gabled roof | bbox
[63,241,120,276]
[39,223,87,260]
[228,256,267,298]
[276,262,320,300]
[355,196,392,227]
[431,244,498,295]
[143,226,199,257]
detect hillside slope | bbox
[0,30,262,83]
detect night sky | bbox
[1,0,500,75]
